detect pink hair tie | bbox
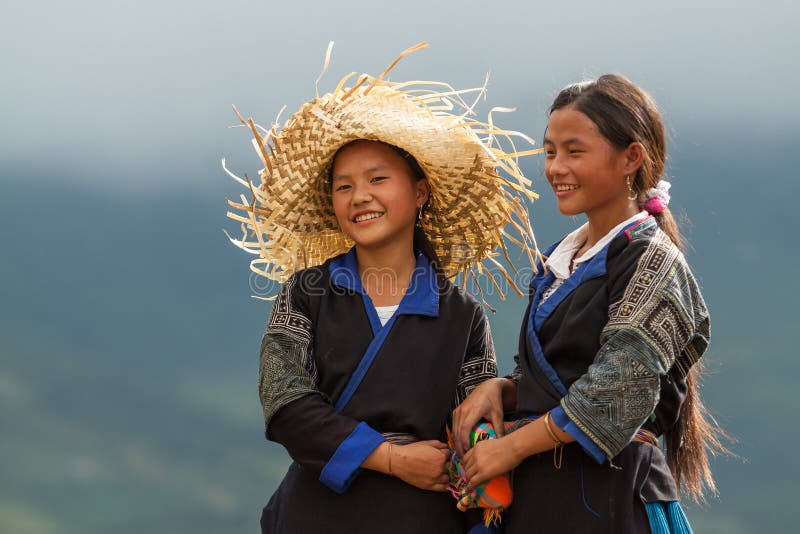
[641,180,671,214]
[643,196,666,214]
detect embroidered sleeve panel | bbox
[560,232,711,459]
[259,274,321,428]
[605,231,710,378]
[454,310,498,406]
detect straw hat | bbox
[225,42,541,297]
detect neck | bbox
[584,201,640,249]
[355,240,418,306]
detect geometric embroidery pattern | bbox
[454,317,498,406]
[267,275,313,345]
[259,275,320,427]
[561,228,711,459]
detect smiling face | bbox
[330,140,429,251]
[544,105,641,221]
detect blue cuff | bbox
[550,405,607,464]
[468,523,502,534]
[319,422,385,494]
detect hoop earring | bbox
[626,176,638,201]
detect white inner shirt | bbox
[539,211,648,305]
[374,304,399,326]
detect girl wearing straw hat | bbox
[452,74,727,533]
[225,43,539,534]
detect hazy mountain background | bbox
[2,1,797,532]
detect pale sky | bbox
[1,0,797,190]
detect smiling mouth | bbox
[555,184,580,192]
[353,212,385,223]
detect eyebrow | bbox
[332,164,389,181]
[543,136,584,146]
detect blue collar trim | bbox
[329,247,439,320]
[524,217,656,398]
[329,247,439,412]
[530,216,651,334]
[330,247,366,292]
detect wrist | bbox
[362,442,391,474]
[505,431,529,466]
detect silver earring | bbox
[626,176,638,201]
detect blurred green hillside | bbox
[1,127,796,533]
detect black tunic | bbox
[506,217,710,533]
[258,248,497,533]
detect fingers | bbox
[489,411,505,438]
[462,447,473,468]
[458,432,470,459]
[430,472,451,492]
[405,470,450,493]
[464,466,485,492]
[454,438,464,459]
[464,457,489,491]
[453,404,475,458]
[417,440,448,449]
[456,420,474,458]
[430,482,450,492]
[462,446,485,490]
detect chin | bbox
[351,238,381,249]
[347,230,390,250]
[352,229,414,251]
[555,202,584,217]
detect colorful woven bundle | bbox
[447,422,513,526]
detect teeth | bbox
[556,184,580,192]
[354,212,384,223]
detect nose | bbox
[351,181,373,205]
[545,152,567,180]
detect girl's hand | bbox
[462,436,522,491]
[452,378,508,458]
[392,440,451,492]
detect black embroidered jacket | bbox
[258,248,496,533]
[506,217,710,533]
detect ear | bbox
[622,141,645,177]
[416,179,430,208]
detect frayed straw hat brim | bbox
[225,42,541,299]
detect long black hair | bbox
[550,74,730,502]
